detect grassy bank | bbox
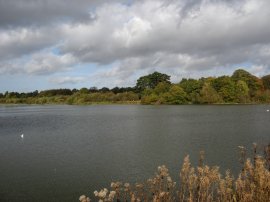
[80,144,270,202]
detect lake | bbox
[0,105,270,202]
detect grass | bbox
[80,144,270,202]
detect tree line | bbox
[1,69,270,104]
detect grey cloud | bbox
[0,26,61,60]
[0,0,126,28]
[1,0,270,86]
[0,62,24,74]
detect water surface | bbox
[0,105,270,201]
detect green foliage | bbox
[199,82,223,104]
[141,93,159,104]
[235,80,249,103]
[165,85,188,104]
[142,84,187,105]
[2,68,270,105]
[232,69,264,96]
[212,76,236,102]
[153,82,171,95]
[179,78,203,103]
[262,75,270,90]
[136,71,171,92]
[179,78,203,94]
[39,89,72,97]
[79,88,89,94]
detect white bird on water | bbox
[267,109,270,112]
[21,134,24,138]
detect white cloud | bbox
[26,52,77,75]
[59,0,270,67]
[0,51,77,75]
[49,76,86,84]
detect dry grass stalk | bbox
[81,144,270,202]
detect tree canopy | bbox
[135,71,171,92]
[1,69,270,105]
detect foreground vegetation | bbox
[80,144,270,202]
[1,69,270,105]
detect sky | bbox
[0,0,270,92]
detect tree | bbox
[164,85,188,104]
[135,71,171,92]
[179,78,202,94]
[212,76,236,102]
[72,88,78,93]
[89,87,98,93]
[235,80,250,103]
[141,93,159,104]
[111,87,120,94]
[179,78,203,103]
[232,69,264,96]
[100,87,110,93]
[39,89,72,97]
[262,75,270,90]
[200,83,223,104]
[79,88,89,94]
[154,82,171,95]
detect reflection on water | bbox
[0,105,270,201]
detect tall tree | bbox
[235,80,250,103]
[136,71,171,92]
[200,83,223,104]
[212,76,236,102]
[262,75,270,90]
[232,69,264,96]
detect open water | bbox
[0,105,270,201]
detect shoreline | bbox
[0,101,269,106]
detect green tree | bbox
[179,78,203,103]
[261,75,270,90]
[232,69,264,97]
[163,85,188,104]
[235,80,250,103]
[200,83,223,104]
[153,82,171,95]
[179,78,202,94]
[136,71,171,92]
[79,88,89,94]
[212,76,236,102]
[141,93,159,104]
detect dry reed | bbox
[80,144,270,202]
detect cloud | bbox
[0,51,77,75]
[60,0,270,66]
[1,0,270,90]
[50,76,86,84]
[25,52,77,75]
[0,0,126,27]
[0,26,60,60]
